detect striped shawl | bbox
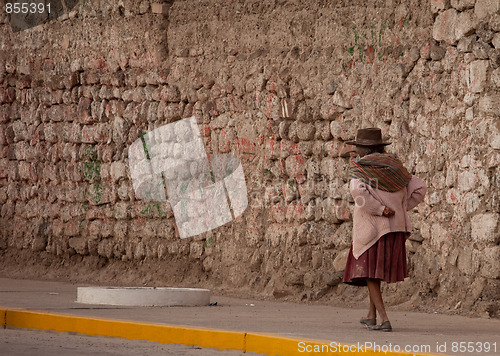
[349,153,412,192]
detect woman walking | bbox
[342,128,427,332]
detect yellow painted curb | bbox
[1,308,443,356]
[1,309,6,329]
[4,309,245,351]
[246,332,444,356]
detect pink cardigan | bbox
[349,176,427,259]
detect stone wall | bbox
[0,0,499,317]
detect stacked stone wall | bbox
[0,0,499,316]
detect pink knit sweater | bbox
[349,175,427,259]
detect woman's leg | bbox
[367,292,376,319]
[366,278,388,322]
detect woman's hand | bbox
[383,207,395,217]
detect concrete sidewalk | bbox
[1,278,499,355]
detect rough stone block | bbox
[335,203,351,222]
[332,249,349,272]
[214,97,230,115]
[0,105,9,123]
[492,33,500,50]
[97,239,114,259]
[472,40,490,59]
[314,121,331,141]
[262,92,281,119]
[110,161,126,182]
[458,170,478,191]
[489,127,500,149]
[164,103,183,122]
[323,140,341,158]
[64,123,82,143]
[12,120,27,142]
[123,102,140,122]
[77,97,93,124]
[219,128,235,153]
[284,270,304,286]
[135,72,157,87]
[46,74,70,90]
[486,152,500,167]
[88,220,103,239]
[30,231,47,252]
[457,246,481,275]
[44,105,66,122]
[320,96,344,120]
[114,222,128,241]
[285,154,306,181]
[330,119,355,141]
[287,121,299,143]
[480,246,500,278]
[42,164,59,183]
[429,45,446,61]
[93,124,111,144]
[457,36,474,53]
[147,102,158,122]
[488,131,500,150]
[455,11,477,41]
[332,91,352,109]
[114,201,128,220]
[210,112,230,129]
[320,157,341,180]
[475,0,500,19]
[66,164,82,182]
[297,141,313,156]
[122,88,145,103]
[161,85,181,103]
[478,95,500,116]
[0,158,8,178]
[331,222,352,250]
[283,181,299,203]
[433,9,458,44]
[0,87,16,104]
[16,75,31,90]
[1,201,15,219]
[106,72,125,87]
[189,241,204,259]
[69,237,87,254]
[431,0,450,13]
[297,180,315,205]
[14,141,36,162]
[90,100,106,122]
[465,60,489,93]
[273,149,290,173]
[471,213,499,244]
[451,0,475,10]
[81,125,97,143]
[296,122,316,141]
[112,117,128,144]
[80,86,97,100]
[43,123,58,143]
[80,71,102,86]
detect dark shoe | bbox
[367,320,392,332]
[359,318,376,326]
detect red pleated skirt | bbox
[342,231,408,286]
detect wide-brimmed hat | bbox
[346,127,391,146]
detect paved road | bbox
[1,278,499,355]
[1,328,254,356]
